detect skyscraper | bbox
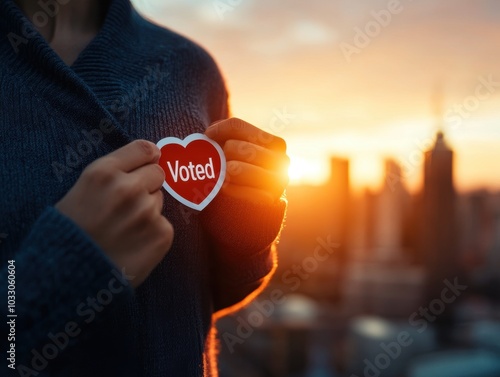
[327,157,350,303]
[374,159,410,262]
[420,131,459,341]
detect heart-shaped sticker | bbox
[156,133,226,211]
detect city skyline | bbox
[216,101,500,376]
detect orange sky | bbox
[132,0,500,193]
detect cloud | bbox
[292,19,338,45]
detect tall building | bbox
[373,159,410,262]
[327,158,350,303]
[276,157,350,302]
[420,131,459,340]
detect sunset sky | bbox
[132,0,500,193]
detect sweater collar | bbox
[0,0,136,150]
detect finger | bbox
[152,190,164,212]
[225,161,288,198]
[130,163,165,193]
[106,140,160,173]
[206,118,286,153]
[223,140,290,172]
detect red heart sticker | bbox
[156,133,226,211]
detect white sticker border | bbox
[156,133,226,211]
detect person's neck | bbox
[14,0,110,65]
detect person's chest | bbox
[0,60,210,253]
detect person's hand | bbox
[55,140,174,287]
[205,118,289,206]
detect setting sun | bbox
[287,155,328,185]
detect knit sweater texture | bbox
[0,0,286,376]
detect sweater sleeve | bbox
[199,60,287,313]
[1,207,134,370]
[200,194,287,314]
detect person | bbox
[0,0,289,376]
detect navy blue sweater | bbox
[0,1,286,375]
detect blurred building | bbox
[276,157,351,302]
[344,159,423,318]
[217,129,500,377]
[458,191,500,301]
[419,131,460,341]
[374,159,411,262]
[325,158,350,303]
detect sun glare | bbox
[287,156,328,185]
[286,153,386,190]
